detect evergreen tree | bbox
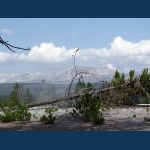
[75,81,86,93]
[9,83,20,104]
[86,81,93,92]
[129,70,135,81]
[87,81,92,88]
[24,88,34,103]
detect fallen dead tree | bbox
[27,77,150,108]
[27,94,80,108]
[27,84,125,108]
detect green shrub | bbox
[0,110,16,122]
[144,117,150,121]
[0,100,31,123]
[0,83,32,123]
[40,115,47,122]
[133,114,136,118]
[15,104,31,122]
[70,93,105,124]
[91,112,105,124]
[40,108,57,124]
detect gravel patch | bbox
[0,106,150,131]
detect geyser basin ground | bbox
[0,106,150,131]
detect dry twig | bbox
[0,36,30,53]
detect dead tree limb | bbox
[27,84,126,108]
[27,95,80,108]
[0,36,30,52]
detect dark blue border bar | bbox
[0,0,150,17]
[0,131,149,150]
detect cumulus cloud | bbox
[18,43,76,63]
[1,36,150,72]
[0,73,19,83]
[0,52,10,63]
[1,29,13,34]
[109,37,150,57]
[0,51,18,63]
[105,63,116,70]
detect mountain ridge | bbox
[5,66,116,84]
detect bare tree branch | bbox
[0,36,30,53]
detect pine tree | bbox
[9,83,20,104]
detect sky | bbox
[0,18,150,81]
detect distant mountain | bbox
[7,73,45,83]
[5,66,115,84]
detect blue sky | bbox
[0,18,150,81]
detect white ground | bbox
[28,105,150,121]
[1,105,150,121]
[1,105,150,131]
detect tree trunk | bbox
[27,85,125,108]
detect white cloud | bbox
[0,52,10,63]
[0,73,19,83]
[18,43,76,63]
[104,63,116,70]
[1,29,13,34]
[99,59,107,65]
[109,37,150,57]
[0,51,18,63]
[1,36,150,72]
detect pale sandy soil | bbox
[0,106,150,131]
